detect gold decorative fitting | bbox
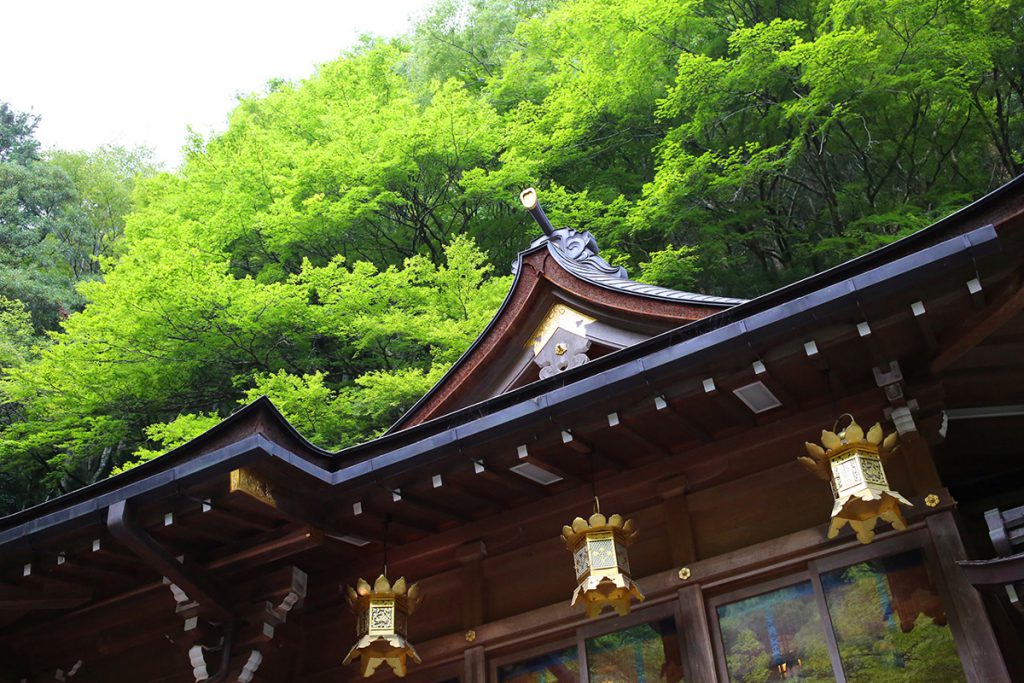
[925,493,940,508]
[464,629,476,643]
[229,468,276,508]
[343,575,423,678]
[561,512,644,618]
[797,417,911,544]
[678,567,691,581]
[527,304,596,355]
[554,342,568,356]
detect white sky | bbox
[1,0,436,168]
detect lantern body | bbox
[562,513,644,618]
[799,419,911,544]
[344,575,422,678]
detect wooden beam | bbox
[608,413,670,458]
[931,283,1024,374]
[456,542,486,629]
[51,556,129,585]
[206,525,322,571]
[560,429,627,470]
[803,340,846,398]
[390,488,471,523]
[958,552,1024,586]
[0,582,92,611]
[654,396,712,443]
[852,321,888,366]
[911,300,939,349]
[194,505,276,533]
[360,502,437,536]
[106,500,234,621]
[899,435,943,497]
[471,464,548,498]
[464,645,486,683]
[657,477,697,567]
[434,473,507,511]
[512,445,579,484]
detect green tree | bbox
[0,102,155,331]
[636,0,1023,293]
[0,102,77,329]
[407,0,556,91]
[46,146,158,280]
[0,229,507,509]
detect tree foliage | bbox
[1,0,1023,509]
[0,102,156,331]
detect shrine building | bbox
[1,177,1024,682]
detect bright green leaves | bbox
[638,0,1023,294]
[149,44,511,277]
[295,235,509,376]
[0,297,34,368]
[114,412,224,474]
[636,245,701,291]
[0,104,156,334]
[1,230,508,490]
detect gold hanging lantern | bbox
[343,575,423,677]
[561,510,644,618]
[798,416,912,544]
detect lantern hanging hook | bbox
[833,413,855,436]
[382,513,391,578]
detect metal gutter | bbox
[329,225,1001,487]
[107,500,234,621]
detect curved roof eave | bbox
[544,241,746,307]
[386,237,745,432]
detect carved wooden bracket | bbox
[536,328,591,379]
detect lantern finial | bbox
[798,417,911,543]
[561,511,644,617]
[343,574,423,677]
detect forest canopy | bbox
[0,0,1021,511]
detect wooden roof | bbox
[391,226,745,429]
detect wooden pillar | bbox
[464,645,487,683]
[658,476,697,567]
[901,435,943,496]
[927,511,1011,683]
[457,541,487,629]
[677,585,717,683]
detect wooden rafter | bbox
[931,281,1024,374]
